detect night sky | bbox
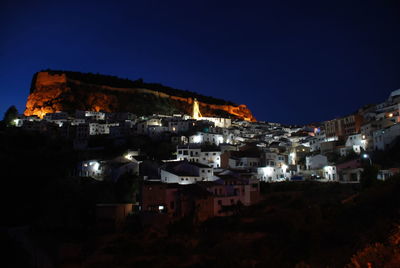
[1,0,400,124]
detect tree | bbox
[3,105,18,127]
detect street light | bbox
[362,153,372,165]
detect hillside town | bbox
[6,89,400,225]
[4,1,400,266]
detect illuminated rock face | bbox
[25,72,66,118]
[24,71,256,121]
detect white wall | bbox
[199,167,214,180]
[373,124,400,150]
[345,134,367,153]
[306,155,328,170]
[189,132,224,146]
[89,123,118,135]
[160,169,198,184]
[322,165,337,181]
[257,165,289,181]
[201,117,231,128]
[229,157,260,169]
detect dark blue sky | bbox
[1,0,400,124]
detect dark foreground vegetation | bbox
[76,179,399,268]
[1,126,399,268]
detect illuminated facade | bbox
[345,134,367,153]
[324,114,363,138]
[78,160,103,179]
[323,166,337,181]
[177,145,221,168]
[189,132,225,146]
[160,161,215,184]
[257,165,289,181]
[192,98,202,119]
[192,98,232,128]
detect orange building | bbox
[324,114,363,138]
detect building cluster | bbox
[13,91,400,221]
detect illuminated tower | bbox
[192,98,202,119]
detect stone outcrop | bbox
[24,71,256,121]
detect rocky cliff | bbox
[24,70,256,121]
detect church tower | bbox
[192,98,202,119]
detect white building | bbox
[76,110,106,121]
[373,123,400,150]
[71,118,86,125]
[322,165,337,181]
[78,155,140,181]
[375,103,400,123]
[361,119,394,150]
[257,165,289,181]
[199,150,221,168]
[177,145,221,168]
[345,134,367,154]
[43,112,69,127]
[189,132,224,146]
[199,117,231,128]
[372,89,400,124]
[306,154,328,170]
[264,152,286,167]
[160,161,215,184]
[89,123,118,135]
[78,160,103,180]
[308,131,327,152]
[13,118,24,127]
[377,170,395,181]
[228,156,261,169]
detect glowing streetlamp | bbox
[362,153,372,165]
